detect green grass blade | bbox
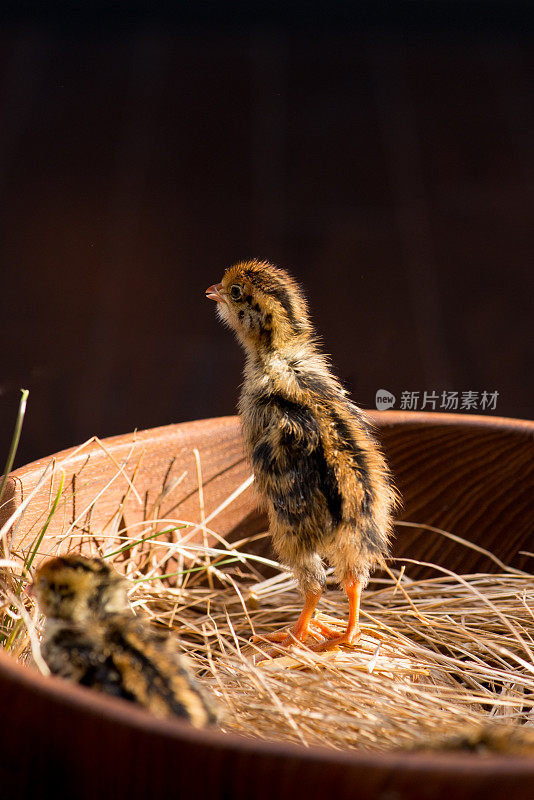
[133,556,241,584]
[0,389,29,508]
[2,472,64,651]
[24,471,65,576]
[104,525,187,559]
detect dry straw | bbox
[0,439,533,753]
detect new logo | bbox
[375,390,396,411]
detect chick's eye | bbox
[230,285,243,300]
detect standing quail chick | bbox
[206,259,398,651]
[31,555,218,726]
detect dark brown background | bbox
[1,4,533,468]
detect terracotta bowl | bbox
[0,412,533,799]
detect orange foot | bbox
[251,579,364,659]
[306,625,362,652]
[251,618,361,658]
[250,619,326,648]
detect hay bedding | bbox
[1,459,534,753]
[140,564,534,751]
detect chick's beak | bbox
[205,283,225,303]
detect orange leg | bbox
[308,578,363,652]
[251,589,324,647]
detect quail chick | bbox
[31,555,217,726]
[206,259,398,652]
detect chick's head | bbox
[206,259,312,352]
[32,555,129,622]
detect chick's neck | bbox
[242,332,321,395]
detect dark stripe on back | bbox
[108,626,191,719]
[313,441,343,526]
[330,410,373,510]
[256,392,319,434]
[81,657,137,701]
[291,368,337,403]
[267,436,343,530]
[252,440,278,474]
[286,368,375,512]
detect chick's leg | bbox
[251,552,327,648]
[308,578,363,652]
[251,589,323,645]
